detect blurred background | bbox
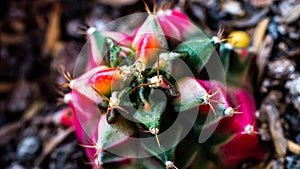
[1,0,300,168]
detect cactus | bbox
[60,4,267,169]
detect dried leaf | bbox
[282,4,300,24]
[250,0,273,8]
[264,104,287,158]
[252,17,270,52]
[287,139,300,155]
[222,8,269,28]
[0,33,27,45]
[256,34,273,81]
[44,2,61,53]
[35,127,74,166]
[0,81,17,93]
[0,121,23,145]
[22,101,45,121]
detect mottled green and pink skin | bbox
[62,6,267,169]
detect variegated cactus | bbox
[60,3,267,169]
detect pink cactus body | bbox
[214,88,267,168]
[64,91,99,167]
[196,80,230,115]
[60,5,268,169]
[65,89,135,168]
[156,10,181,45]
[175,78,266,169]
[85,27,105,70]
[157,9,199,42]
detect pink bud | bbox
[132,14,168,65]
[53,107,74,127]
[69,66,123,103]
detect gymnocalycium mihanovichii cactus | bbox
[59,3,268,169]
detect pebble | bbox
[221,1,245,16]
[16,136,41,162]
[268,21,280,39]
[6,162,25,169]
[267,59,295,79]
[49,141,77,169]
[286,154,300,169]
[284,112,300,132]
[286,76,300,95]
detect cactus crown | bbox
[61,3,267,169]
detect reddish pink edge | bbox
[165,10,195,37]
[68,90,101,167]
[88,37,98,67]
[71,66,110,103]
[196,80,230,108]
[157,16,182,41]
[102,31,134,48]
[218,133,267,168]
[217,88,257,133]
